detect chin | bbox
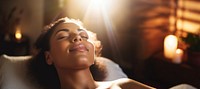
[73,58,93,69]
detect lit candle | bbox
[164,35,178,59]
[173,49,184,64]
[15,27,22,41]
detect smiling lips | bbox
[69,44,88,52]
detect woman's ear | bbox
[45,51,53,65]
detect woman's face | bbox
[45,22,95,70]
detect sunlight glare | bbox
[90,0,104,10]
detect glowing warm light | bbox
[177,9,200,22]
[164,35,178,59]
[90,0,104,9]
[83,0,113,18]
[176,19,200,34]
[174,0,200,34]
[15,30,22,40]
[179,0,200,11]
[173,49,184,64]
[89,0,114,11]
[176,7,200,34]
[169,16,176,32]
[169,15,200,34]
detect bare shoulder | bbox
[96,78,155,89]
[114,78,155,89]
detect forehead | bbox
[52,23,88,35]
[55,23,82,30]
[51,22,87,35]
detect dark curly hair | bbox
[28,17,106,89]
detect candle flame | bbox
[174,48,184,64]
[15,30,22,40]
[176,49,183,54]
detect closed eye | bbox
[79,31,89,40]
[55,29,70,40]
[81,36,89,39]
[57,35,69,40]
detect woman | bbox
[28,17,155,89]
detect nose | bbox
[72,35,82,43]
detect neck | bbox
[57,68,97,89]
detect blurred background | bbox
[1,0,200,88]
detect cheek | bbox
[51,41,69,51]
[49,41,70,62]
[88,42,95,61]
